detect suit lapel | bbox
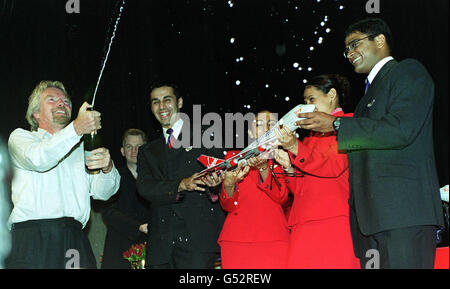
[355,59,397,116]
[151,134,169,176]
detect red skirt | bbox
[220,240,288,269]
[287,216,360,269]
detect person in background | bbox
[102,128,151,269]
[218,110,290,269]
[6,80,120,269]
[276,74,360,269]
[297,18,444,268]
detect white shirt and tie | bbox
[7,121,120,229]
[365,56,394,93]
[163,118,184,145]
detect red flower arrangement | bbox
[123,243,146,269]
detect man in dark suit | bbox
[136,83,226,269]
[101,129,150,269]
[297,18,444,268]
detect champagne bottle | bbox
[84,132,102,174]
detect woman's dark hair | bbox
[345,18,393,54]
[306,74,351,108]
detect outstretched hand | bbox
[178,172,207,192]
[296,111,336,133]
[275,125,298,155]
[223,161,250,188]
[201,170,225,187]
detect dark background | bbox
[0,0,448,186]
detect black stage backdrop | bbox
[0,0,448,186]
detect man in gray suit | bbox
[297,18,444,268]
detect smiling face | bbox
[33,87,72,134]
[150,86,183,129]
[344,31,387,74]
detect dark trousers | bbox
[149,246,218,269]
[350,208,438,269]
[5,217,96,269]
[149,211,218,269]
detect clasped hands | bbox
[177,156,270,193]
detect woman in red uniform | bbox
[218,111,290,269]
[276,74,360,269]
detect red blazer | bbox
[218,151,290,243]
[286,111,354,228]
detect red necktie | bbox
[166,128,175,149]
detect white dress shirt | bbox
[163,118,184,144]
[7,121,120,229]
[367,56,394,84]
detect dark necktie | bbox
[166,128,175,148]
[365,78,371,94]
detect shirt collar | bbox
[36,127,52,139]
[331,107,343,115]
[163,118,184,142]
[367,56,394,84]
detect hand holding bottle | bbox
[73,102,101,136]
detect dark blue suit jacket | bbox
[338,59,444,236]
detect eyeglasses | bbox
[343,34,377,58]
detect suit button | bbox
[299,158,305,163]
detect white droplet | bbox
[265,84,269,88]
[236,80,241,85]
[310,46,314,51]
[339,5,344,10]
[239,56,244,61]
[308,67,312,71]
[320,21,325,26]
[326,28,331,33]
[303,79,308,84]
[285,97,290,101]
[293,62,299,68]
[230,37,235,43]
